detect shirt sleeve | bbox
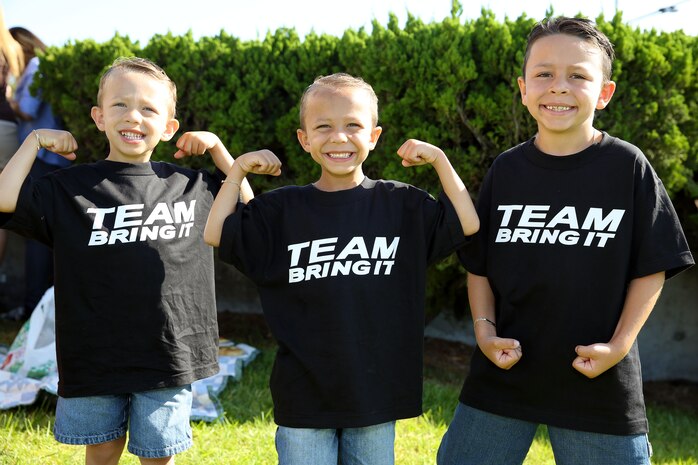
[218,197,275,284]
[423,190,471,265]
[198,168,224,203]
[0,175,53,246]
[628,156,694,280]
[457,166,493,276]
[16,58,42,119]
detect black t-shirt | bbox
[458,134,694,435]
[1,160,222,397]
[219,178,467,428]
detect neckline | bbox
[96,159,158,176]
[523,132,611,170]
[302,177,376,206]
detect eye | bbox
[315,124,331,130]
[535,72,552,78]
[570,73,587,80]
[113,102,126,108]
[143,106,157,113]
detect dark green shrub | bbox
[35,9,697,318]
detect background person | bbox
[2,26,69,321]
[0,7,23,269]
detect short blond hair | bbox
[97,57,177,117]
[299,73,378,130]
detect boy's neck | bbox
[313,172,366,192]
[534,128,601,156]
[105,152,153,164]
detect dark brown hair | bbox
[9,27,46,63]
[522,16,615,82]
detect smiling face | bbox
[297,87,382,191]
[91,69,179,163]
[517,33,616,155]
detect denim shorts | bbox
[437,403,652,465]
[275,421,396,465]
[54,385,193,459]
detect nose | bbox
[330,129,348,143]
[124,107,142,123]
[550,76,569,94]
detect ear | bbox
[91,106,105,132]
[517,76,527,105]
[596,81,616,110]
[160,118,180,141]
[297,128,311,153]
[368,126,382,150]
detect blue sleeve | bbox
[16,58,42,119]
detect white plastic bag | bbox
[0,287,56,379]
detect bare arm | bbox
[174,131,254,203]
[203,150,281,247]
[397,139,479,236]
[0,129,77,212]
[468,272,522,369]
[573,271,665,378]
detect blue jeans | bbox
[437,403,652,465]
[275,422,395,465]
[54,385,193,458]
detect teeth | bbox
[327,152,352,159]
[121,131,144,140]
[545,105,572,112]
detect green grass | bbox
[1,319,697,465]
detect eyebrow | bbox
[530,62,594,71]
[311,114,365,123]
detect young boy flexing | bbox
[204,73,479,464]
[437,17,694,465]
[0,57,252,465]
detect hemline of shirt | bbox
[273,405,423,429]
[460,396,648,436]
[57,362,220,398]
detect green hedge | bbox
[35,9,698,317]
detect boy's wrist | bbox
[474,322,497,341]
[206,139,224,157]
[474,317,496,328]
[431,149,448,166]
[221,179,241,188]
[607,336,632,358]
[33,130,41,151]
[226,162,248,183]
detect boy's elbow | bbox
[203,227,221,248]
[463,219,480,236]
[0,200,17,213]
